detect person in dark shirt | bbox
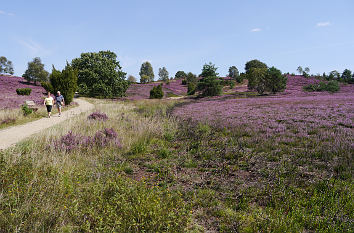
[55,91,65,116]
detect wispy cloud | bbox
[251,28,262,32]
[17,39,51,57]
[316,21,331,27]
[0,10,14,16]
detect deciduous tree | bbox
[23,57,49,85]
[158,67,169,82]
[139,61,154,83]
[0,56,14,75]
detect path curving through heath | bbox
[0,98,94,150]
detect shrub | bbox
[150,84,164,99]
[16,88,32,95]
[181,79,187,85]
[49,63,78,104]
[303,81,340,93]
[21,104,33,116]
[197,76,223,96]
[88,111,109,121]
[40,81,53,93]
[230,80,236,89]
[187,82,196,95]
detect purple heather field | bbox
[0,75,46,109]
[173,75,354,152]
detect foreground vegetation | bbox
[0,98,352,232]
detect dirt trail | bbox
[0,98,94,150]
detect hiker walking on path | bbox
[55,91,65,117]
[44,92,54,118]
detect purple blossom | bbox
[0,75,46,109]
[88,111,109,121]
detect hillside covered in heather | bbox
[0,75,46,109]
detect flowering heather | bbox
[0,75,46,109]
[87,111,109,121]
[51,128,121,152]
[163,79,187,95]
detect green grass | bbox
[0,98,352,232]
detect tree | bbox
[247,67,268,94]
[245,59,267,74]
[23,57,49,85]
[329,70,340,80]
[128,75,137,83]
[175,71,187,79]
[186,72,197,84]
[247,67,287,94]
[200,62,219,77]
[140,75,150,84]
[228,66,239,80]
[197,76,222,96]
[304,67,310,73]
[297,66,303,75]
[0,56,14,75]
[341,69,352,82]
[158,67,169,82]
[49,63,78,104]
[71,51,128,98]
[267,67,287,93]
[139,61,154,83]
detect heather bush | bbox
[150,84,164,99]
[16,88,32,95]
[88,111,109,121]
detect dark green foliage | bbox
[245,59,267,74]
[267,66,287,93]
[247,66,287,94]
[181,79,187,85]
[200,62,219,77]
[16,88,32,95]
[139,61,154,83]
[236,73,246,83]
[187,82,196,95]
[23,57,49,85]
[175,71,187,79]
[150,84,164,99]
[303,80,340,93]
[247,67,268,94]
[0,56,14,75]
[158,67,169,82]
[49,64,78,104]
[40,81,53,93]
[71,51,128,98]
[230,80,235,89]
[197,76,222,96]
[186,72,197,84]
[21,104,33,116]
[341,69,353,83]
[228,66,239,80]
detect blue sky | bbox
[1,0,354,79]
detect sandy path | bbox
[0,98,94,150]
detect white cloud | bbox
[17,39,51,57]
[251,28,262,32]
[0,10,14,16]
[316,22,331,27]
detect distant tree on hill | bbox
[245,60,267,74]
[200,62,219,77]
[128,75,137,83]
[247,67,268,94]
[23,57,49,85]
[329,70,340,80]
[297,66,303,75]
[304,67,310,74]
[341,69,352,83]
[186,72,197,84]
[0,56,14,75]
[139,61,154,83]
[175,71,187,79]
[228,66,240,81]
[267,67,287,93]
[49,63,78,104]
[158,67,169,82]
[71,50,129,98]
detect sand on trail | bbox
[0,98,94,150]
